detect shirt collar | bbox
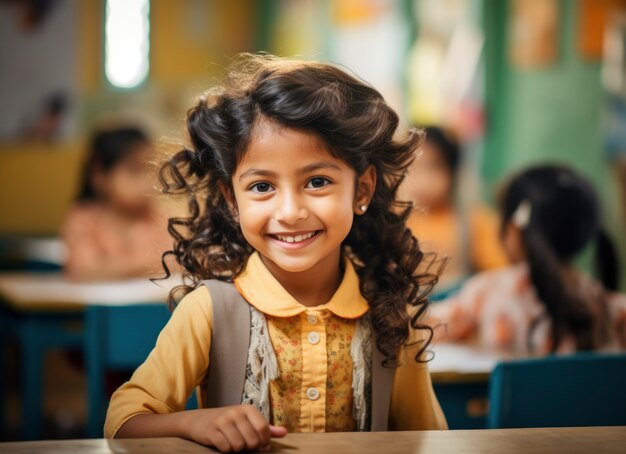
[234,251,369,319]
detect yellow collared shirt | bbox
[104,252,447,437]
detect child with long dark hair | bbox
[429,164,626,354]
[402,126,508,296]
[62,126,171,280]
[104,54,447,451]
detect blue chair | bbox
[85,304,172,437]
[0,302,83,440]
[488,352,626,428]
[433,381,490,429]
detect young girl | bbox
[429,164,626,355]
[402,126,508,297]
[62,126,172,281]
[104,55,447,451]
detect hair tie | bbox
[512,200,532,229]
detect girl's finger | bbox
[244,408,271,445]
[234,415,261,450]
[218,424,246,452]
[269,425,288,437]
[209,430,231,453]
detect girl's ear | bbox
[354,165,377,215]
[502,221,526,263]
[219,182,239,222]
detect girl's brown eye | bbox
[251,182,273,193]
[307,177,330,189]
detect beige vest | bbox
[201,279,394,431]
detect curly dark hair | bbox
[158,54,438,366]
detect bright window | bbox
[104,0,150,89]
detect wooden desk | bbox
[0,273,176,440]
[1,427,625,453]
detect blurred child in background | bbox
[429,164,626,355]
[402,126,508,296]
[62,126,172,281]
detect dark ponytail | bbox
[595,229,620,292]
[502,165,613,352]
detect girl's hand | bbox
[186,405,288,452]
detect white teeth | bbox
[275,232,316,243]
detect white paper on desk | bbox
[428,343,504,374]
[0,273,183,306]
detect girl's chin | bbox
[266,255,323,274]
[258,247,341,275]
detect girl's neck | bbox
[260,248,344,308]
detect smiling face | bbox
[229,119,374,276]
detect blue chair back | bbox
[85,304,172,437]
[488,352,626,428]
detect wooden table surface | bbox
[1,427,625,453]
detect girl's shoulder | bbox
[173,284,214,321]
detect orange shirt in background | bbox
[407,204,508,291]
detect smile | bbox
[269,230,320,244]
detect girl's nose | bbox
[275,191,309,225]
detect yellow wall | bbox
[145,0,257,86]
[0,143,85,235]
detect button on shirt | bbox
[104,252,448,438]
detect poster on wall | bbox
[406,0,484,142]
[329,0,408,116]
[578,0,626,60]
[508,0,559,70]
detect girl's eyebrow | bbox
[238,162,342,182]
[238,169,277,181]
[300,162,342,173]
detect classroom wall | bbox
[482,0,625,289]
[0,0,257,235]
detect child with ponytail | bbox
[429,164,626,354]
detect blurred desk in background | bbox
[429,343,507,430]
[1,427,626,453]
[0,273,174,440]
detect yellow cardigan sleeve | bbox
[389,333,448,430]
[104,286,213,438]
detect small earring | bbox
[360,204,368,213]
